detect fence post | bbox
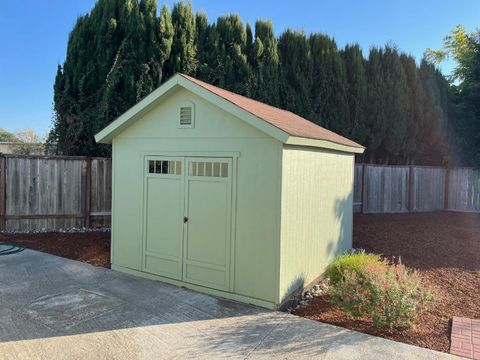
[408,165,414,212]
[444,167,449,210]
[0,154,5,231]
[361,164,367,213]
[85,157,92,228]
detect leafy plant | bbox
[327,253,433,329]
[326,250,382,286]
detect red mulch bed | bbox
[295,212,480,353]
[0,231,111,268]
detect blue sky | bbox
[1,0,479,136]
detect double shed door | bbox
[143,156,233,292]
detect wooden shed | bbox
[95,73,364,309]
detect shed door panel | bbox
[183,158,232,291]
[144,158,183,280]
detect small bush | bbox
[327,254,433,329]
[326,250,383,286]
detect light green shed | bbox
[95,73,364,309]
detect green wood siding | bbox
[109,86,357,308]
[278,146,354,303]
[111,89,281,304]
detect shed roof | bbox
[95,73,364,153]
[178,74,363,150]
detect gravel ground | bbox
[295,212,480,353]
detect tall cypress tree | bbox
[400,54,424,163]
[341,44,368,145]
[214,14,251,95]
[251,20,280,106]
[380,46,408,163]
[165,1,197,76]
[245,22,254,65]
[309,33,349,133]
[48,0,459,165]
[364,47,387,162]
[278,30,312,119]
[195,12,221,83]
[418,59,449,164]
[48,0,173,156]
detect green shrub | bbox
[326,250,383,286]
[327,253,433,329]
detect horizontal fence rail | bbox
[0,154,111,232]
[354,164,480,214]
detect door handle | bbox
[184,216,188,223]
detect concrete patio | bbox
[0,250,458,359]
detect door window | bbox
[148,160,182,175]
[188,161,228,178]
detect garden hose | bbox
[0,242,25,255]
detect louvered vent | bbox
[180,106,193,126]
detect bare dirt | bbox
[295,212,480,353]
[0,231,111,268]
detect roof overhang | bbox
[285,136,365,154]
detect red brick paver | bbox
[450,317,480,359]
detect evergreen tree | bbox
[245,22,254,65]
[48,0,464,166]
[48,0,173,156]
[341,44,368,145]
[400,54,424,163]
[364,47,387,162]
[214,14,251,95]
[380,46,408,163]
[278,30,312,119]
[418,59,449,164]
[165,1,197,76]
[251,20,280,106]
[195,12,220,83]
[309,34,349,133]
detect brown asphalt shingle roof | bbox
[178,73,364,149]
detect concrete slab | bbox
[0,250,459,359]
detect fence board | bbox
[353,165,363,212]
[411,167,445,211]
[2,155,111,231]
[355,165,480,214]
[362,165,409,213]
[91,158,112,227]
[448,168,480,212]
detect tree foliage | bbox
[49,0,468,166]
[0,129,44,155]
[0,128,17,142]
[427,25,480,165]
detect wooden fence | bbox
[1,155,479,232]
[354,164,480,213]
[0,154,111,232]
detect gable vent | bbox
[180,106,193,126]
